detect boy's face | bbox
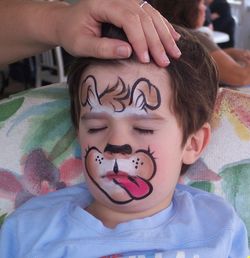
[78,62,195,213]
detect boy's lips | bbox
[105,171,129,180]
[104,171,152,199]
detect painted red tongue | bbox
[114,175,151,199]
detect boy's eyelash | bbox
[88,126,107,134]
[134,127,154,134]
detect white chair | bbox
[35,46,67,87]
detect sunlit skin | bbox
[77,62,209,228]
[197,0,207,28]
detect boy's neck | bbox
[85,197,172,229]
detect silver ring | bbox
[139,0,148,8]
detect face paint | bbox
[80,74,162,204]
[80,75,161,115]
[104,144,132,155]
[78,63,185,215]
[85,146,156,204]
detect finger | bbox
[121,12,151,64]
[75,35,132,59]
[137,1,180,40]
[136,8,170,66]
[161,16,181,41]
[142,4,181,60]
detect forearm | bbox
[220,62,250,86]
[223,47,250,65]
[0,0,181,67]
[223,48,239,60]
[0,0,69,65]
[211,49,250,86]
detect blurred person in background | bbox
[152,0,250,87]
[208,0,236,48]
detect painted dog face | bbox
[85,146,156,204]
[78,63,197,212]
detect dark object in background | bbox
[8,58,36,88]
[210,0,236,48]
[0,70,8,95]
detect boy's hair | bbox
[68,23,218,148]
[151,0,202,29]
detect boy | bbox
[0,24,248,258]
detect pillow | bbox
[0,83,83,220]
[181,87,250,245]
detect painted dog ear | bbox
[80,75,101,109]
[130,78,161,112]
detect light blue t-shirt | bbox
[0,183,248,258]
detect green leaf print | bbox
[11,85,68,100]
[190,181,214,193]
[0,213,7,227]
[0,97,24,122]
[22,101,77,164]
[48,128,76,162]
[219,161,250,245]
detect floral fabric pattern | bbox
[182,88,250,245]
[0,83,84,218]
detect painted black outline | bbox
[84,146,157,205]
[80,75,161,113]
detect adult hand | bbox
[55,0,181,67]
[0,0,180,67]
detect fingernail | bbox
[173,44,181,57]
[174,32,181,40]
[161,52,170,66]
[143,51,150,63]
[116,46,131,58]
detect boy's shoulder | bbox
[174,184,239,231]
[175,183,233,211]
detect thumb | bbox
[76,35,132,59]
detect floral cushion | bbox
[0,83,83,223]
[181,87,250,246]
[0,84,250,246]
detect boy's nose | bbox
[104,143,132,157]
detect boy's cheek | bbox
[79,143,90,158]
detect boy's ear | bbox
[182,123,211,165]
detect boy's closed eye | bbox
[88,126,107,134]
[87,127,154,135]
[133,127,154,135]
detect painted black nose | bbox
[104,144,132,155]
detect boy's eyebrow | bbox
[127,114,165,121]
[81,112,165,121]
[81,112,110,120]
